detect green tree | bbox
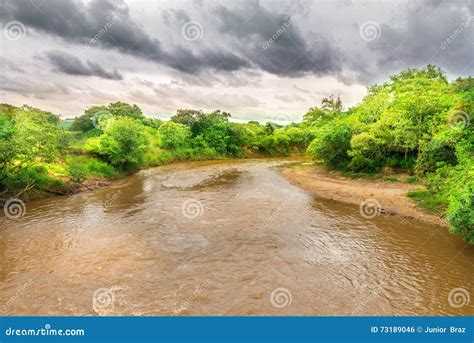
[303,95,343,126]
[0,106,63,195]
[72,102,144,132]
[158,122,191,149]
[93,117,148,171]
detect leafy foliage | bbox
[0,106,63,195]
[305,65,473,243]
[89,117,148,171]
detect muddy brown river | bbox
[0,159,472,316]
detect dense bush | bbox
[306,65,473,243]
[308,123,352,169]
[0,105,64,196]
[158,122,191,149]
[90,117,148,171]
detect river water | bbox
[0,159,472,315]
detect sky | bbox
[0,0,473,123]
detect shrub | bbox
[93,117,148,171]
[308,124,352,169]
[158,122,191,149]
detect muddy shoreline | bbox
[280,163,449,228]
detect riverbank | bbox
[281,163,449,227]
[8,155,307,203]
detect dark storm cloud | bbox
[368,1,474,76]
[46,51,123,80]
[1,0,473,83]
[2,0,250,75]
[213,3,342,77]
[2,0,165,63]
[162,47,250,75]
[1,0,340,78]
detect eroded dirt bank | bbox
[281,164,448,227]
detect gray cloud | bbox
[1,0,341,78]
[2,0,165,64]
[361,1,474,78]
[213,3,342,76]
[46,51,123,80]
[5,0,472,83]
[0,73,72,99]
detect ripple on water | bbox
[0,158,472,316]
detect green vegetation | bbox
[0,102,312,201]
[407,190,446,213]
[1,65,472,244]
[305,65,473,243]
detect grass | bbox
[407,189,447,213]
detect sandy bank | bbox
[281,164,448,227]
